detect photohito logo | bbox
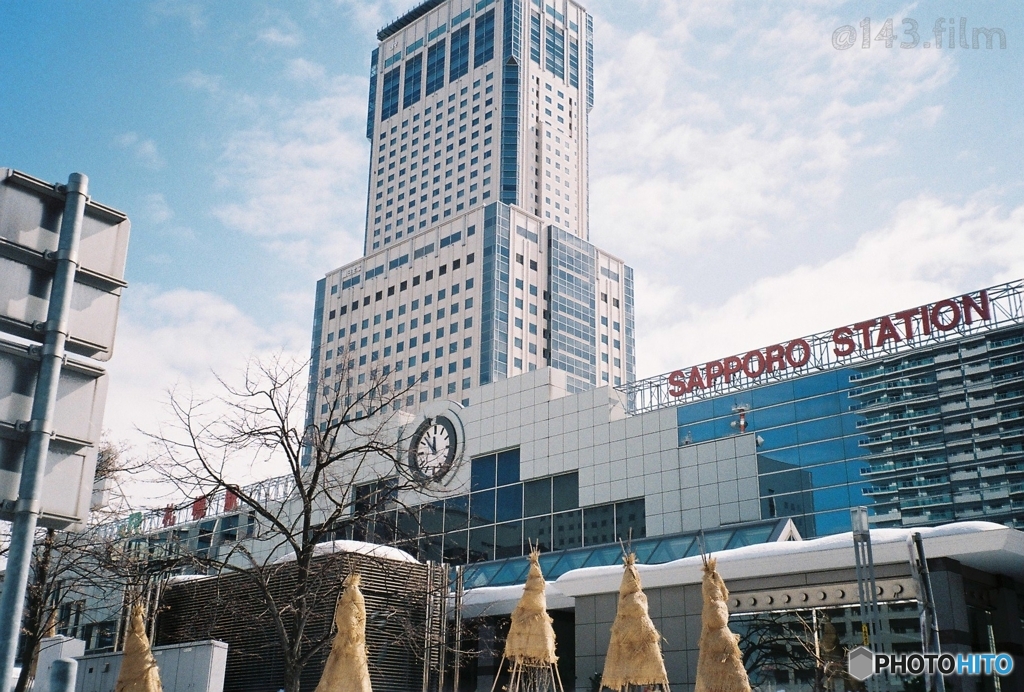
[847,646,1014,681]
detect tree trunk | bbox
[14,529,56,692]
[283,661,304,692]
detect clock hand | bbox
[426,436,437,454]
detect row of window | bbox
[378,10,495,122]
[326,255,475,321]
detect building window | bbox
[449,26,470,81]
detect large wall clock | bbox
[408,415,458,481]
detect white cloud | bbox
[179,69,222,94]
[634,194,1024,378]
[287,58,327,82]
[587,0,954,267]
[257,11,303,47]
[104,286,310,501]
[115,132,166,171]
[209,75,371,273]
[142,192,174,224]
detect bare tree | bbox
[144,355,449,692]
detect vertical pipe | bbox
[0,173,88,692]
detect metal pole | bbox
[910,532,945,692]
[0,173,88,692]
[851,507,882,692]
[49,659,77,692]
[453,565,464,692]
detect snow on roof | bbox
[555,521,1024,597]
[458,581,575,618]
[272,539,421,565]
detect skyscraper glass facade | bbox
[672,322,1024,538]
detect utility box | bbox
[75,640,227,692]
[34,636,86,692]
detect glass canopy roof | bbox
[460,518,798,590]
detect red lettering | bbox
[920,306,932,335]
[962,291,990,324]
[786,339,811,367]
[853,319,877,350]
[742,350,766,378]
[722,356,743,383]
[931,299,961,331]
[686,366,705,392]
[705,360,726,387]
[668,370,687,397]
[894,308,918,340]
[875,316,903,347]
[832,327,855,356]
[765,344,787,373]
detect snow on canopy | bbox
[272,540,420,564]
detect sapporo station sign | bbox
[618,280,1024,415]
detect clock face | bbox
[409,416,457,480]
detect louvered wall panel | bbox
[155,553,446,692]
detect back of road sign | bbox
[0,168,130,362]
[0,168,130,528]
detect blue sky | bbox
[2,0,1023,476]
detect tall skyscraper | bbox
[307,0,634,428]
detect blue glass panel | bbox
[403,53,422,108]
[449,26,470,81]
[497,448,521,485]
[524,478,551,516]
[648,535,693,563]
[491,557,530,585]
[443,530,467,563]
[714,394,752,418]
[796,417,844,444]
[470,489,495,525]
[841,411,861,435]
[546,549,589,578]
[685,530,731,556]
[425,40,446,96]
[471,454,497,490]
[463,559,502,587]
[632,538,659,564]
[495,521,522,558]
[537,551,562,576]
[469,525,494,562]
[445,495,469,531]
[679,420,717,445]
[810,485,855,511]
[751,381,795,408]
[752,403,796,428]
[496,484,523,522]
[583,544,625,568]
[365,49,379,141]
[523,515,551,552]
[758,424,798,449]
[380,66,401,120]
[792,371,840,398]
[544,22,564,78]
[798,440,846,467]
[810,509,855,537]
[795,393,842,420]
[552,472,579,512]
[725,524,775,549]
[473,9,495,67]
[552,509,581,550]
[844,435,866,459]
